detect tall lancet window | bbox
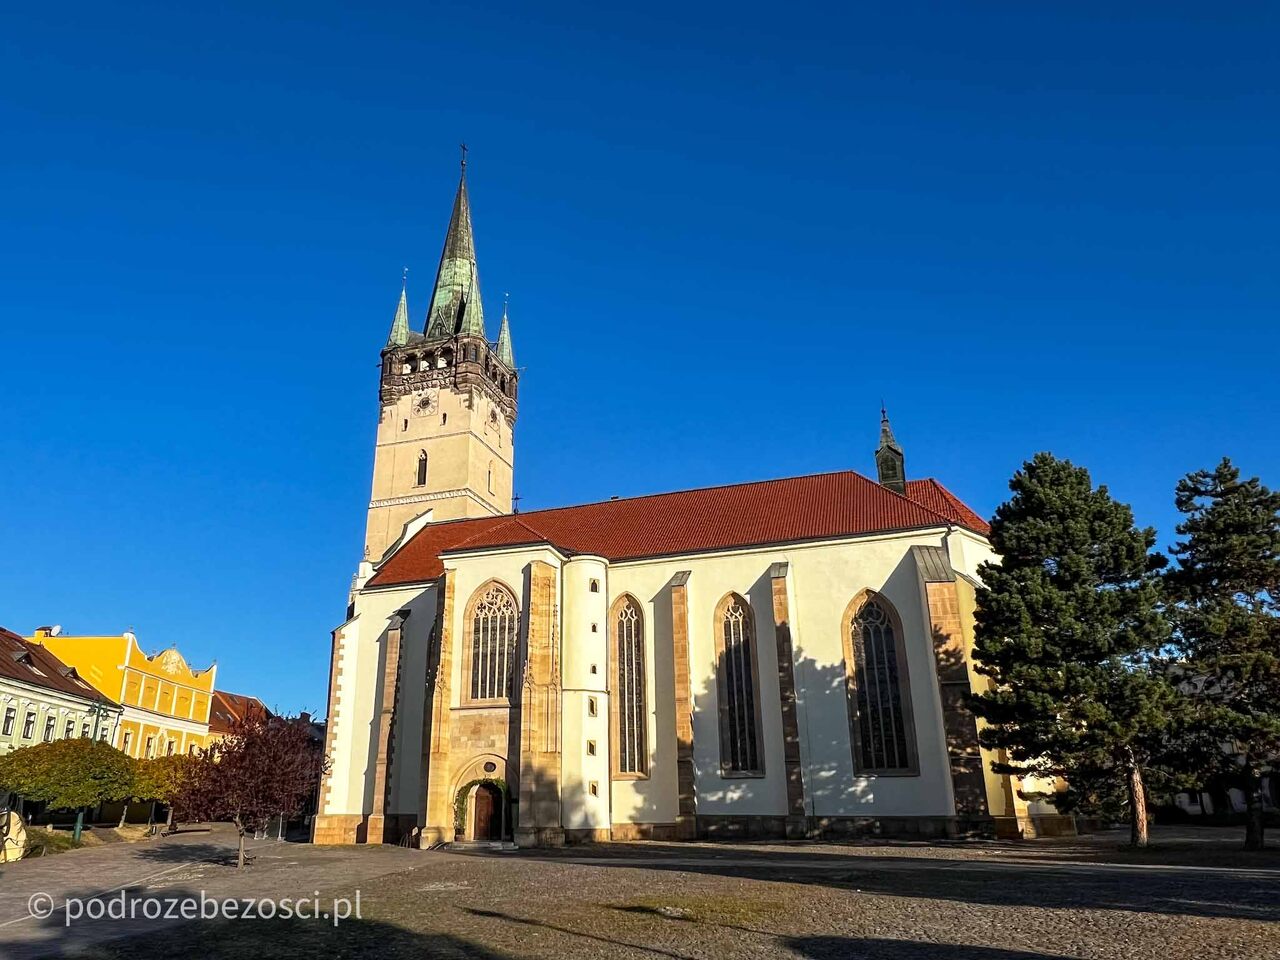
[844,593,918,775]
[466,582,519,703]
[416,451,429,487]
[715,593,764,776]
[611,596,647,777]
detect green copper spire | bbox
[496,295,515,366]
[424,153,486,341]
[386,270,410,346]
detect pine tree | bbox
[969,453,1175,847]
[1166,457,1280,851]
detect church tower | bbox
[363,158,518,560]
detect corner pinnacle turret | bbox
[497,296,515,367]
[386,271,410,347]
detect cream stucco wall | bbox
[322,522,986,834]
[608,527,959,822]
[561,556,611,829]
[322,580,440,817]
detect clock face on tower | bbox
[412,390,439,417]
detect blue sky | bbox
[1,3,1275,714]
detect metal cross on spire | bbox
[460,142,468,171]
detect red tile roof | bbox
[209,689,270,735]
[367,470,989,589]
[905,479,991,536]
[0,627,119,705]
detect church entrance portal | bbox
[469,782,504,842]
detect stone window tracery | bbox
[467,583,518,703]
[844,593,919,775]
[611,596,647,777]
[715,593,763,776]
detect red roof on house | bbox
[0,627,118,706]
[209,689,270,735]
[367,470,989,589]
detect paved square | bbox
[0,825,1275,959]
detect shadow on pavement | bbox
[503,842,1280,922]
[787,937,1075,959]
[0,884,514,960]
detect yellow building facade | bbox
[28,630,216,759]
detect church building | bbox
[314,160,1045,847]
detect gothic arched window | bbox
[843,593,918,775]
[611,596,647,777]
[714,593,763,776]
[465,582,519,703]
[416,451,428,487]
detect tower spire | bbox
[386,269,410,346]
[875,405,906,494]
[497,293,515,366]
[424,155,486,340]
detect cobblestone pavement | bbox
[0,826,1276,959]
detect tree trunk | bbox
[1128,765,1149,848]
[165,805,174,833]
[237,827,246,869]
[1243,770,1265,851]
[72,809,84,844]
[118,802,129,829]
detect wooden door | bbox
[473,785,497,840]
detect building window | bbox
[589,579,600,593]
[441,412,448,426]
[43,716,55,742]
[714,593,763,776]
[1,707,15,737]
[188,743,197,756]
[100,726,109,741]
[588,781,599,797]
[122,731,133,754]
[844,593,919,775]
[166,739,175,756]
[487,462,495,494]
[416,451,428,486]
[21,711,35,739]
[587,696,598,718]
[64,719,75,739]
[466,582,519,703]
[586,740,597,756]
[81,722,90,738]
[145,735,155,758]
[611,595,648,777]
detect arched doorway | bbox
[471,782,503,841]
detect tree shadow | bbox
[465,906,698,959]
[0,883,514,960]
[124,841,247,867]
[510,841,1280,922]
[786,937,1077,960]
